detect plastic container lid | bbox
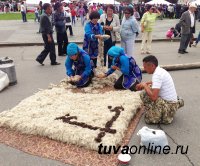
[0,57,13,65]
[118,153,131,162]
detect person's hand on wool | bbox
[136,82,146,91]
[111,65,120,70]
[73,75,82,82]
[97,73,106,78]
[68,76,73,82]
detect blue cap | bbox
[107,46,125,58]
[67,43,79,57]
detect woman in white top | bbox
[98,4,120,68]
[64,7,74,36]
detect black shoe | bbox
[178,50,184,54]
[183,50,188,53]
[51,62,61,65]
[36,58,44,66]
[177,97,184,108]
[58,54,66,56]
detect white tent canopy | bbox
[146,0,172,6]
[62,0,71,4]
[87,0,120,5]
[194,0,200,5]
[26,0,51,5]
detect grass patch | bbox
[0,12,35,20]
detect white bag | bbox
[137,126,168,153]
[0,70,9,92]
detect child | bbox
[34,7,40,22]
[166,27,174,39]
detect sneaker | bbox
[36,58,44,66]
[51,62,61,65]
[192,42,197,47]
[177,97,184,108]
[146,51,151,54]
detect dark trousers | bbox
[104,40,115,68]
[114,75,139,91]
[196,32,200,44]
[34,13,40,22]
[72,16,75,25]
[36,34,56,64]
[21,11,27,22]
[179,33,192,51]
[91,58,97,68]
[66,25,73,35]
[57,31,68,55]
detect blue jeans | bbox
[72,16,75,25]
[80,15,85,26]
[21,11,27,22]
[196,32,200,44]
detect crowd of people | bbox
[33,0,191,125]
[0,1,20,12]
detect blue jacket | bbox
[106,54,142,82]
[54,11,65,33]
[120,16,140,40]
[83,22,103,58]
[65,48,92,78]
[84,22,103,41]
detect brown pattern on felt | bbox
[0,107,144,166]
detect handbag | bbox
[66,16,71,23]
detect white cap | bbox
[64,7,70,11]
[189,2,197,8]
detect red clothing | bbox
[166,30,173,39]
[71,9,76,16]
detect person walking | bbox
[77,4,86,26]
[64,7,74,36]
[36,3,60,66]
[178,3,197,54]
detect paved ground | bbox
[0,41,200,166]
[0,18,200,166]
[0,19,199,44]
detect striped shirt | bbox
[152,66,177,102]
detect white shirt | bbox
[64,11,72,26]
[152,66,177,102]
[189,10,195,28]
[20,4,25,12]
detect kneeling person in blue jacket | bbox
[65,43,94,87]
[98,46,142,91]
